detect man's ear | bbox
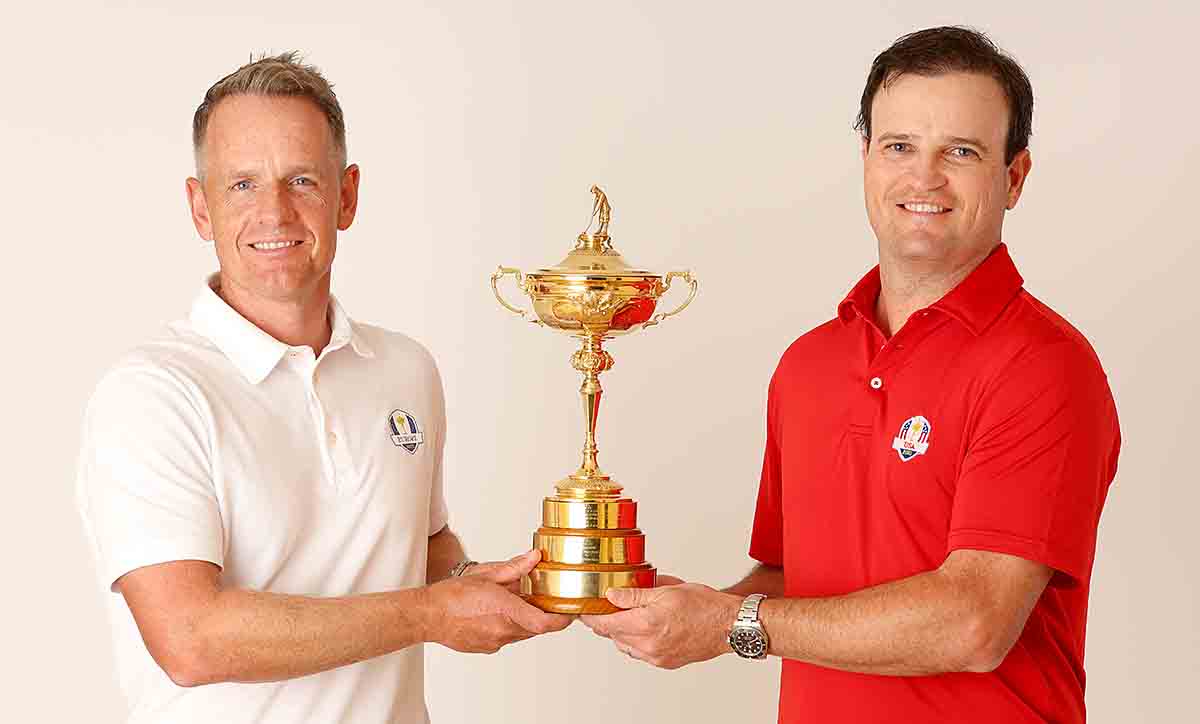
[1005,148,1032,210]
[337,164,361,231]
[860,135,870,162]
[186,177,214,240]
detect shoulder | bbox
[353,321,438,367]
[85,321,235,427]
[350,321,443,392]
[983,290,1111,386]
[773,317,846,380]
[966,291,1118,429]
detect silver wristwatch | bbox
[728,593,770,659]
[448,559,476,578]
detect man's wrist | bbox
[713,591,744,658]
[413,581,443,645]
[727,592,773,659]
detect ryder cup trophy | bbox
[491,185,698,614]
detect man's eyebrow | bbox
[875,132,914,145]
[282,165,322,177]
[222,166,324,183]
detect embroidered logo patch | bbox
[892,415,931,461]
[388,409,425,454]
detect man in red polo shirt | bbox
[581,26,1121,723]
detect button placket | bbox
[303,371,339,491]
[311,361,356,492]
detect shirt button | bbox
[869,377,883,390]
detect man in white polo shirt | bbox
[76,52,571,723]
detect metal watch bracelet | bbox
[449,559,477,578]
[728,593,770,660]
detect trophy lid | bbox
[531,186,657,279]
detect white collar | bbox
[189,275,374,384]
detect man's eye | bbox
[887,143,911,153]
[949,147,978,158]
[231,180,251,191]
[292,177,312,186]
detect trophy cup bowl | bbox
[491,185,697,614]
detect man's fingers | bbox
[579,614,608,636]
[655,574,686,586]
[583,607,653,637]
[612,635,650,662]
[508,599,573,635]
[606,585,656,609]
[473,549,541,585]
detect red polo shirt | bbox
[750,244,1120,723]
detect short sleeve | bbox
[426,358,450,534]
[76,367,224,592]
[947,342,1121,587]
[749,373,785,567]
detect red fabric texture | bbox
[749,244,1121,723]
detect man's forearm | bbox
[427,525,468,584]
[173,586,432,686]
[724,564,786,597]
[760,567,1003,676]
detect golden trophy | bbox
[491,185,697,614]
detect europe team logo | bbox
[891,415,931,462]
[388,409,425,454]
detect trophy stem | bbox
[557,335,621,498]
[580,369,602,475]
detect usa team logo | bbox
[388,409,425,454]
[892,415,931,461]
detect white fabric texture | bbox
[76,280,448,724]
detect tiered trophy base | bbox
[521,496,656,614]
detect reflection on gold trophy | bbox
[491,185,697,614]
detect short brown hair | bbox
[854,26,1033,165]
[192,51,347,175]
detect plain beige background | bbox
[4,0,1195,721]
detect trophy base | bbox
[525,595,620,615]
[521,496,656,615]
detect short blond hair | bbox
[192,51,347,176]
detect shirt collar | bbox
[837,265,882,326]
[929,243,1024,335]
[190,276,375,385]
[837,243,1024,336]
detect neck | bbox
[874,244,995,337]
[215,275,333,355]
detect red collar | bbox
[837,243,1025,336]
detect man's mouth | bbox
[249,240,304,250]
[898,202,951,214]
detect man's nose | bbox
[908,152,949,190]
[257,182,298,225]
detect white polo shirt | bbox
[76,280,449,724]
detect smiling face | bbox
[186,94,359,307]
[862,72,1031,271]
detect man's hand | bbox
[461,550,535,594]
[423,550,573,653]
[580,576,741,669]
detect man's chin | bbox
[882,235,953,262]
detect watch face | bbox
[730,627,767,658]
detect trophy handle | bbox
[641,270,697,330]
[491,266,544,326]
